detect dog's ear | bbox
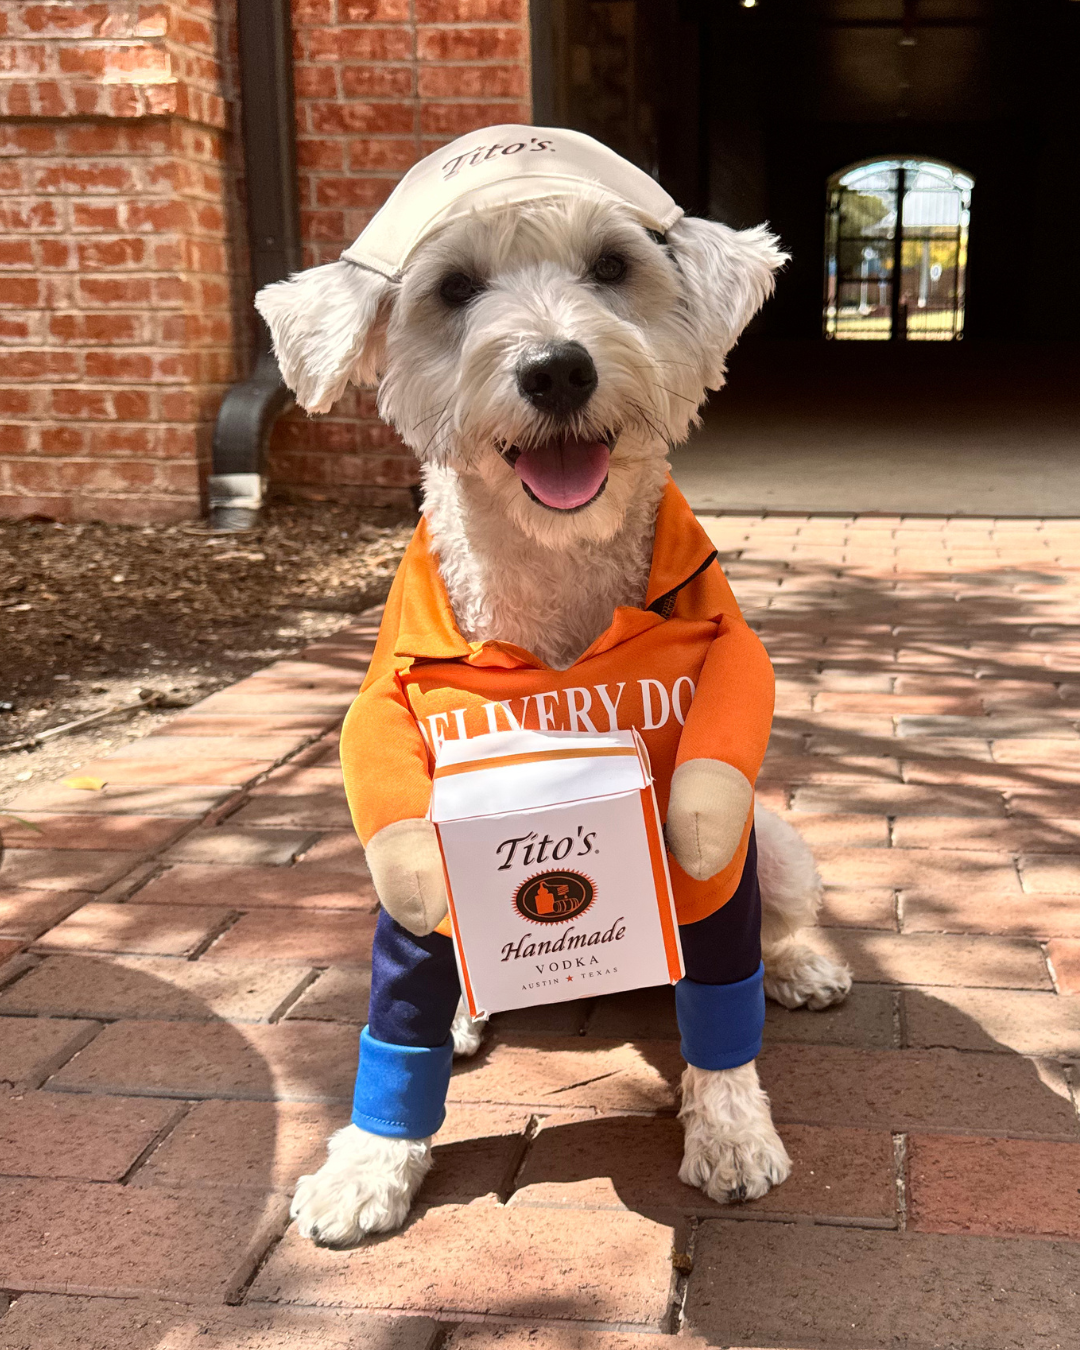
[255,260,394,414]
[666,218,788,388]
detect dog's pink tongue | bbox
[513,435,610,510]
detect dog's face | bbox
[257,196,785,548]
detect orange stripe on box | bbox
[639,785,684,983]
[433,746,638,779]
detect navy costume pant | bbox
[351,828,766,1139]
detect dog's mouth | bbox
[498,432,615,512]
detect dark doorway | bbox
[538,0,1080,513]
[542,0,1080,346]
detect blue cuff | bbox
[675,960,765,1070]
[351,1026,454,1139]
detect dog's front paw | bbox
[680,1122,792,1203]
[290,1124,432,1246]
[763,939,852,1010]
[678,1062,791,1204]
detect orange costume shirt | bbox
[341,479,775,927]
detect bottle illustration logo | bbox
[513,870,595,924]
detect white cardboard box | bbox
[429,728,684,1017]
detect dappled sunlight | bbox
[700,516,1080,859]
[4,513,1078,1343]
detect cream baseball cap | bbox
[340,124,683,281]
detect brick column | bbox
[0,1,245,523]
[0,0,533,523]
[269,0,532,507]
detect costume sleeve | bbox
[339,563,434,845]
[340,672,433,845]
[674,614,774,785]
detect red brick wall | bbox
[0,0,246,523]
[269,0,532,506]
[0,0,532,523]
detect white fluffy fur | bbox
[261,198,786,667]
[259,190,853,1241]
[291,998,487,1246]
[450,999,488,1057]
[290,1126,432,1246]
[256,260,390,415]
[679,1060,791,1202]
[755,803,854,1010]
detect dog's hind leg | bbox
[674,942,790,1204]
[671,829,792,1204]
[291,911,461,1246]
[294,1001,487,1244]
[755,803,852,1010]
[679,1059,790,1202]
[291,1125,432,1246]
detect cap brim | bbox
[342,179,684,281]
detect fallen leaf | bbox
[0,814,42,832]
[63,776,107,791]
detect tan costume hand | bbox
[364,818,449,936]
[665,758,753,882]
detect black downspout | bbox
[208,0,301,531]
[529,0,555,124]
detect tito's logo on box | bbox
[513,871,595,925]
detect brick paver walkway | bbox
[2,514,1079,1349]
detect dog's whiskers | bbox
[412,398,455,431]
[626,398,667,443]
[421,412,456,462]
[622,366,698,409]
[654,384,699,406]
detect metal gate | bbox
[824,159,973,341]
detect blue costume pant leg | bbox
[350,908,462,1139]
[675,826,766,1071]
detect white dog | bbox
[257,126,851,1246]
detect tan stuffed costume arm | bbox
[666,613,775,881]
[339,576,447,937]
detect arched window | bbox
[824,159,973,341]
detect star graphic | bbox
[566,975,573,982]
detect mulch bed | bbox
[0,502,415,805]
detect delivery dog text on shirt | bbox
[417,675,697,755]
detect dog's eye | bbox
[592,253,628,284]
[439,272,484,307]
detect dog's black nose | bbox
[516,342,598,417]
